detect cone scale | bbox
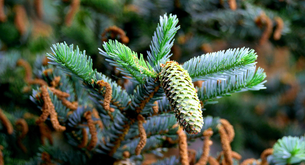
[159,61,204,134]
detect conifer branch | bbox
[108,119,135,156]
[151,156,179,165]
[125,114,178,140]
[183,48,258,82]
[147,14,180,72]
[99,40,156,84]
[48,43,130,113]
[48,42,96,83]
[130,77,162,114]
[197,66,266,104]
[116,134,164,158]
[272,136,305,164]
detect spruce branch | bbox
[115,135,164,158]
[147,13,180,71]
[151,156,179,165]
[183,48,258,81]
[47,42,96,83]
[99,40,156,84]
[47,42,130,113]
[129,77,164,115]
[197,66,266,104]
[125,114,178,140]
[272,136,305,164]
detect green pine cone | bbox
[159,61,204,134]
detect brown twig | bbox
[96,80,115,112]
[135,83,160,114]
[273,16,284,40]
[41,152,55,165]
[217,151,241,165]
[84,111,97,150]
[0,0,6,22]
[28,78,48,86]
[34,0,43,19]
[261,148,273,165]
[17,59,32,83]
[14,5,28,35]
[49,87,69,98]
[220,119,234,142]
[152,101,158,115]
[123,151,130,158]
[42,56,50,66]
[101,26,129,44]
[59,98,78,110]
[200,43,213,53]
[32,20,53,39]
[208,156,219,165]
[50,76,61,87]
[16,119,29,153]
[177,128,189,165]
[109,119,135,156]
[166,137,179,144]
[218,124,233,165]
[240,158,259,165]
[228,0,237,10]
[38,123,53,145]
[188,149,197,165]
[49,87,78,110]
[38,86,66,131]
[0,108,13,134]
[0,147,3,165]
[92,108,104,129]
[195,129,213,165]
[78,128,88,148]
[255,12,273,45]
[65,0,80,26]
[135,115,147,155]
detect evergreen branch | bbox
[115,135,164,158]
[151,156,179,165]
[183,48,257,81]
[197,66,267,104]
[151,96,171,115]
[272,136,305,164]
[0,51,20,75]
[124,114,178,140]
[147,13,180,72]
[89,72,130,113]
[36,144,88,164]
[47,43,130,113]
[47,42,96,83]
[99,40,157,84]
[129,77,164,115]
[97,114,135,157]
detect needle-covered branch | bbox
[197,66,266,104]
[183,48,257,82]
[99,40,157,83]
[147,14,180,72]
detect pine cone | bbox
[159,61,203,134]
